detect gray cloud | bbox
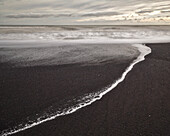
[5,13,72,18]
[0,0,170,25]
[81,11,120,17]
[5,11,121,19]
[161,10,170,13]
[136,10,152,14]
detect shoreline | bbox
[10,42,170,136]
[0,43,151,136]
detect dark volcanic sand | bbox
[0,55,134,132]
[9,43,170,136]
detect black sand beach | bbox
[0,43,170,136]
[8,43,170,136]
[0,43,138,134]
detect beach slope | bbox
[11,43,170,136]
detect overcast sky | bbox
[0,0,170,25]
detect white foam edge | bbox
[1,43,151,136]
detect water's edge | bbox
[1,44,151,136]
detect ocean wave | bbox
[0,26,170,40]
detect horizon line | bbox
[0,24,170,26]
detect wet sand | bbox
[9,43,170,136]
[0,43,139,134]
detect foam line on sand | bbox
[1,44,151,136]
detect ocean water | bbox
[0,25,170,41]
[0,25,170,136]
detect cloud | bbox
[5,13,72,18]
[1,0,170,25]
[161,10,170,13]
[136,10,152,14]
[5,11,121,19]
[81,11,120,17]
